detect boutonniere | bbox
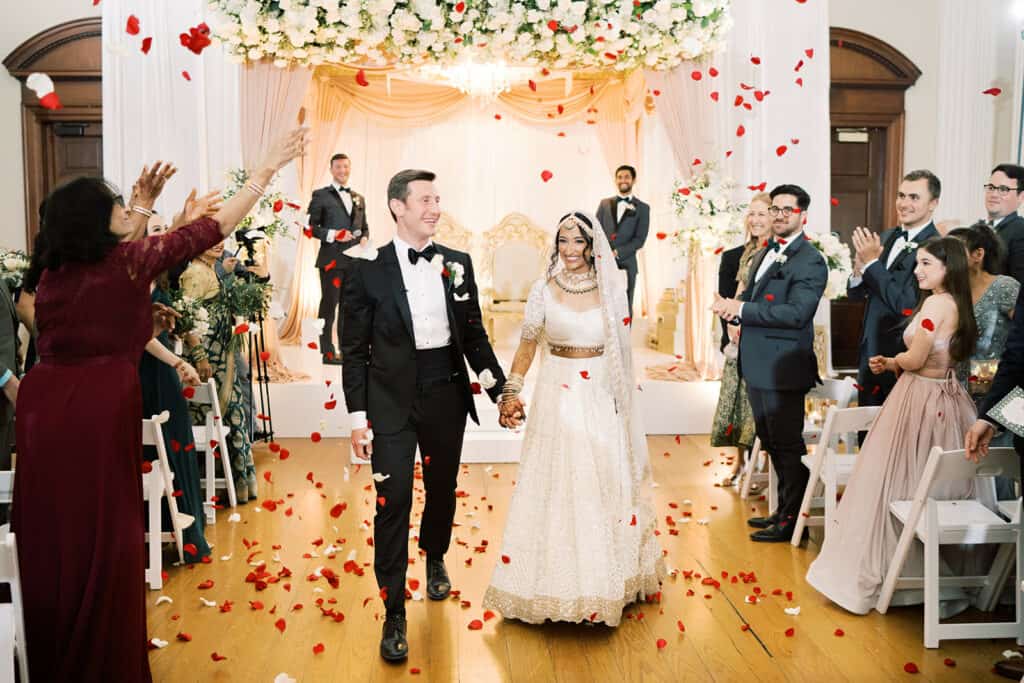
[623,203,636,213]
[905,241,918,253]
[352,194,362,207]
[775,254,788,265]
[445,261,465,288]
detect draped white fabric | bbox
[102,0,241,218]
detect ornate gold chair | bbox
[478,213,551,340]
[433,211,474,254]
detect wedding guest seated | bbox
[806,236,978,615]
[710,193,770,486]
[181,240,258,504]
[138,212,215,562]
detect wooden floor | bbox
[148,435,1012,682]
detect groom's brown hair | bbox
[387,169,436,222]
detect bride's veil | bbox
[559,211,654,517]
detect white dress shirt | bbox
[324,183,354,243]
[616,195,634,222]
[349,236,452,431]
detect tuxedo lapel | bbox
[745,246,770,296]
[382,243,416,343]
[435,247,463,351]
[889,223,937,271]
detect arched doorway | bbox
[829,26,921,371]
[3,18,102,249]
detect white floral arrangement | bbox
[207,0,732,72]
[168,292,213,339]
[805,231,853,300]
[0,249,29,291]
[671,161,746,256]
[222,168,299,241]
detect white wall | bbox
[830,0,1018,221]
[0,3,102,251]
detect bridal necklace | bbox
[554,269,597,294]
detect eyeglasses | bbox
[768,206,798,217]
[983,183,1020,196]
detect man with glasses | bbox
[984,164,1024,282]
[712,184,827,542]
[848,170,941,409]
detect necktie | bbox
[408,244,438,265]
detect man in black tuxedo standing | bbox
[984,164,1024,283]
[341,169,522,662]
[848,170,941,407]
[308,153,369,364]
[713,184,827,542]
[595,165,650,320]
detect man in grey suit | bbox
[595,165,650,320]
[308,153,370,364]
[713,184,827,543]
[848,170,941,408]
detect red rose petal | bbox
[776,145,788,157]
[805,48,814,58]
[310,432,322,443]
[176,632,192,642]
[182,71,191,82]
[656,638,668,650]
[830,197,840,206]
[126,15,141,35]
[710,91,719,102]
[312,642,325,655]
[274,618,286,633]
[903,662,919,674]
[921,318,935,331]
[197,579,214,590]
[540,169,553,183]
[355,69,369,87]
[470,382,482,394]
[579,371,590,380]
[501,555,511,564]
[785,627,795,637]
[210,652,227,662]
[141,37,152,54]
[765,294,775,301]
[690,70,702,81]
[467,619,483,630]
[943,658,955,667]
[736,125,746,137]
[983,87,1002,96]
[901,308,913,316]
[410,668,422,675]
[184,543,198,556]
[750,56,761,65]
[834,628,844,636]
[656,232,668,240]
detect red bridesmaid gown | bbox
[12,218,222,682]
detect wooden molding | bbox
[3,17,101,80]
[830,27,922,89]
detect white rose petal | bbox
[372,472,391,482]
[155,596,173,606]
[784,606,801,616]
[200,597,218,607]
[228,512,241,523]
[149,638,169,649]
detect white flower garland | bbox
[207,0,733,72]
[670,161,746,256]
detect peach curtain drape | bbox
[277,67,647,342]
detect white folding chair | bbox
[0,473,12,505]
[0,525,28,682]
[739,377,858,509]
[142,411,195,589]
[876,446,1023,648]
[185,378,237,524]
[790,405,881,545]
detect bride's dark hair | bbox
[547,212,595,278]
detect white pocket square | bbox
[453,292,470,302]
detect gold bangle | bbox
[245,181,266,197]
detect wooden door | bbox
[47,121,103,193]
[830,126,887,241]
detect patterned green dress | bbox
[710,241,760,449]
[180,259,256,494]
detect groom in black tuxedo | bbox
[341,169,519,662]
[713,184,827,542]
[848,170,940,407]
[596,165,650,320]
[308,153,369,364]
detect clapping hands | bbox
[851,227,883,265]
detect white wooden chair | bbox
[0,473,12,505]
[789,405,881,546]
[186,378,237,523]
[434,212,475,255]
[0,525,27,683]
[876,446,1023,648]
[739,376,858,508]
[142,411,195,589]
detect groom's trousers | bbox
[746,386,809,525]
[370,346,469,616]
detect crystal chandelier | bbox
[419,57,533,101]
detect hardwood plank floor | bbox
[146,434,1012,682]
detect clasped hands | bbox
[867,355,899,375]
[498,397,526,430]
[711,293,742,321]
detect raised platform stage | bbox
[264,321,719,462]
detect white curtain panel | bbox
[102,0,241,219]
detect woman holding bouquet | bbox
[138,213,211,562]
[180,240,261,503]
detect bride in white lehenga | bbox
[481,211,664,626]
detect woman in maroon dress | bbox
[12,128,307,682]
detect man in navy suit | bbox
[713,184,827,542]
[848,170,941,407]
[984,164,1024,283]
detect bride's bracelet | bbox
[499,373,524,405]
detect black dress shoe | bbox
[750,521,807,543]
[747,514,779,529]
[380,615,408,662]
[426,558,451,600]
[322,353,343,365]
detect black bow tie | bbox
[336,186,351,194]
[894,229,909,243]
[766,239,783,252]
[408,245,438,266]
[617,196,635,204]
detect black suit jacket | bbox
[308,186,369,269]
[980,286,1024,428]
[717,245,743,351]
[737,236,828,392]
[847,223,939,386]
[994,213,1024,283]
[595,197,650,270]
[340,242,505,434]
